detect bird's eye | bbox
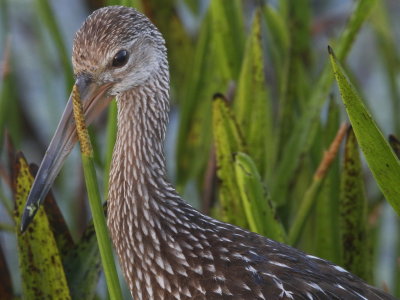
[112,50,129,68]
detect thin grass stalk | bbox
[71,85,123,300]
[288,123,348,246]
[35,0,74,90]
[0,37,11,146]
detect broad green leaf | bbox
[212,94,246,227]
[329,47,400,216]
[340,128,371,282]
[176,14,219,189]
[235,9,273,177]
[234,152,286,242]
[271,0,377,206]
[13,153,71,300]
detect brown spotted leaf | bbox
[13,152,71,300]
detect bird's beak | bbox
[21,76,113,232]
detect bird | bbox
[21,6,396,300]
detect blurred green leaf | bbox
[176,13,218,188]
[372,1,400,134]
[0,41,22,149]
[235,9,273,178]
[277,0,311,150]
[272,0,378,207]
[264,4,290,83]
[330,46,400,217]
[35,0,73,89]
[340,127,371,282]
[141,0,193,102]
[210,0,244,80]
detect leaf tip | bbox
[213,93,225,102]
[389,134,398,144]
[327,45,334,56]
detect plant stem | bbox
[288,123,348,246]
[71,85,123,300]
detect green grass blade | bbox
[277,0,311,150]
[264,4,289,87]
[329,46,400,217]
[34,0,73,90]
[234,152,286,242]
[340,127,371,282]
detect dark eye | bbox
[112,50,129,67]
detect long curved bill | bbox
[21,76,113,232]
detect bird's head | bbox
[21,6,166,231]
[72,6,166,96]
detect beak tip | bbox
[20,200,40,233]
[20,221,28,233]
[20,211,31,233]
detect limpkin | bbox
[21,6,395,299]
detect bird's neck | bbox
[108,69,173,220]
[108,69,193,293]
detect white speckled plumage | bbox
[71,6,395,300]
